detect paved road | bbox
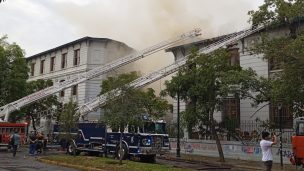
[0,147,78,171]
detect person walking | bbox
[10,130,20,157]
[260,131,277,171]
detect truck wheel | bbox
[67,144,80,155]
[116,143,128,160]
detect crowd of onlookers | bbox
[28,131,47,155]
[9,130,48,157]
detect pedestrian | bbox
[36,132,44,154]
[260,131,277,171]
[29,131,37,155]
[10,129,20,157]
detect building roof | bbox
[26,37,130,60]
[165,26,268,52]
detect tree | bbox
[162,48,262,162]
[248,0,304,117]
[0,35,29,121]
[21,79,60,130]
[58,100,79,146]
[100,71,170,164]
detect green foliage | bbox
[0,36,28,108]
[58,100,79,140]
[249,0,304,117]
[162,48,261,130]
[248,0,304,27]
[21,79,60,128]
[100,72,170,132]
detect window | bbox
[270,103,293,128]
[269,57,283,71]
[40,60,45,74]
[71,85,78,96]
[227,44,240,66]
[50,57,56,72]
[30,63,35,76]
[60,80,65,97]
[73,49,80,66]
[222,98,240,127]
[297,123,304,136]
[61,53,67,69]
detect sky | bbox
[0,0,264,57]
[0,0,264,93]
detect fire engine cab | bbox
[290,117,304,166]
[0,122,28,148]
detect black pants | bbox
[264,160,272,171]
[12,145,17,157]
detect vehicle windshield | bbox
[141,122,166,134]
[297,122,304,136]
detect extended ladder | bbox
[78,25,264,118]
[0,29,201,121]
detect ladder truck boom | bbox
[78,25,264,118]
[0,29,201,121]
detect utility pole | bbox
[176,91,181,157]
[278,103,283,169]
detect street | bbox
[0,147,78,171]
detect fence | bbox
[169,138,293,164]
[169,119,294,144]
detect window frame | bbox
[269,103,293,128]
[61,53,67,69]
[50,56,56,72]
[73,49,80,66]
[30,63,35,76]
[71,85,78,96]
[40,60,45,74]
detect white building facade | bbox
[166,25,294,136]
[26,37,135,121]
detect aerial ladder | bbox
[0,29,201,122]
[78,25,265,118]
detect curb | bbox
[37,158,104,171]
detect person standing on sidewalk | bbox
[260,131,277,171]
[29,131,37,155]
[10,130,20,157]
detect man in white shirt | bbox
[260,131,277,171]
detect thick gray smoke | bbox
[51,0,258,94]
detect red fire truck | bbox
[0,122,28,148]
[290,117,304,166]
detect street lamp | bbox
[176,91,181,157]
[278,103,283,169]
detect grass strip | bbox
[40,155,189,171]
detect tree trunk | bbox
[289,22,298,39]
[187,124,193,139]
[210,112,225,162]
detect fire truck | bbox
[0,122,28,148]
[290,117,304,166]
[52,119,169,162]
[0,23,264,161]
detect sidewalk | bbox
[162,153,299,171]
